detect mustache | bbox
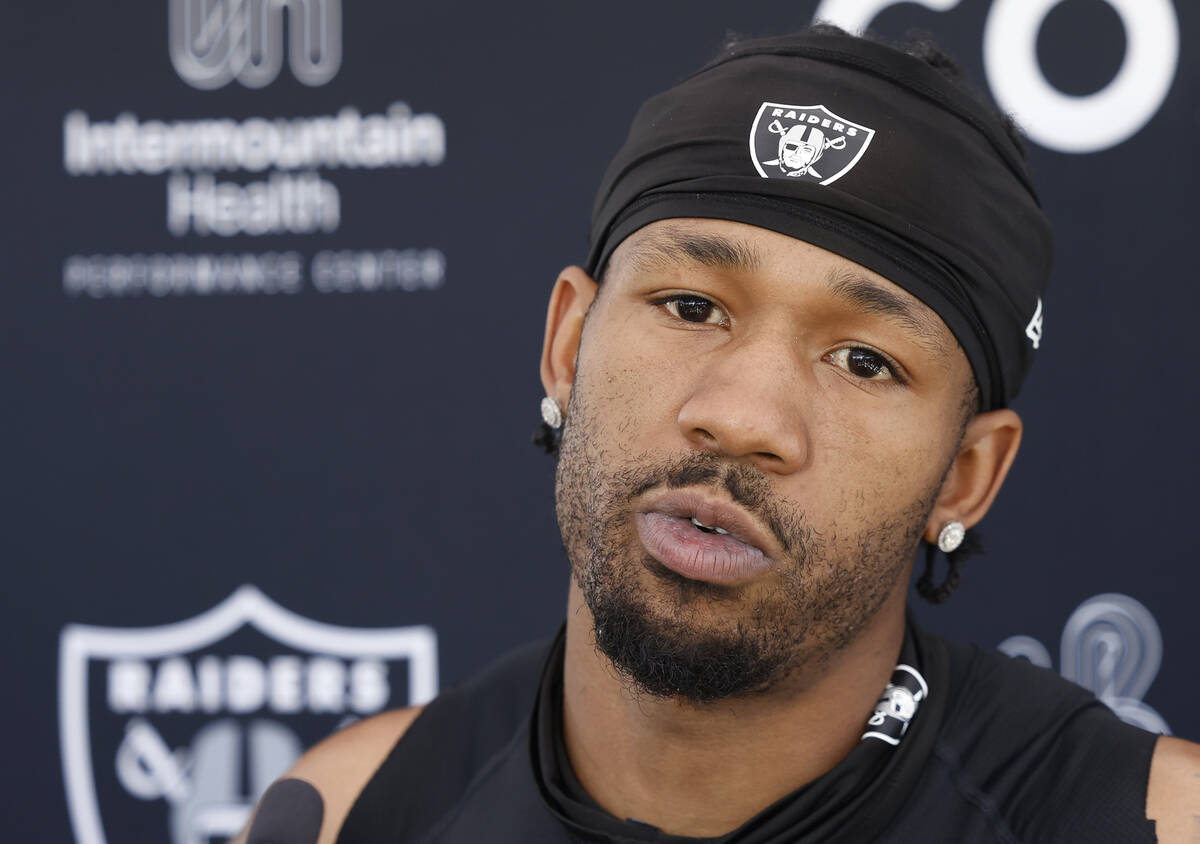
[623,453,801,555]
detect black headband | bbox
[586,30,1053,410]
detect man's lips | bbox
[633,490,777,585]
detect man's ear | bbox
[539,266,599,408]
[924,409,1023,543]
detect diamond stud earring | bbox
[540,396,563,429]
[937,521,965,554]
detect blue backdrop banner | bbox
[2,1,1194,841]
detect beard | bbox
[554,385,937,706]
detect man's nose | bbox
[676,334,810,474]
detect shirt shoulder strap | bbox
[336,635,554,843]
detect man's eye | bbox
[658,295,727,325]
[829,347,897,382]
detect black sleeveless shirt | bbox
[336,620,1157,843]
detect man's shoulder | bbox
[237,633,558,844]
[941,634,1099,730]
[1148,736,1200,842]
[232,707,425,844]
[932,633,1161,840]
[940,633,1156,765]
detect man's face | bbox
[781,126,821,171]
[554,218,975,704]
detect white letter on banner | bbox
[812,0,963,34]
[984,0,1179,153]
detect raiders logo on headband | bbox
[749,102,875,185]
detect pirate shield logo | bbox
[749,102,876,185]
[862,664,928,746]
[59,585,438,844]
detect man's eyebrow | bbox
[826,270,950,358]
[620,230,763,276]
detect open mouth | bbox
[634,511,772,586]
[630,487,778,585]
[690,516,729,536]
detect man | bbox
[239,25,1200,843]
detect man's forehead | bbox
[606,219,956,360]
[610,220,763,277]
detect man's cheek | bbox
[824,406,945,479]
[819,443,935,517]
[589,351,675,411]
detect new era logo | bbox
[1025,298,1044,349]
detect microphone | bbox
[246,778,325,844]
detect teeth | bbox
[690,516,729,535]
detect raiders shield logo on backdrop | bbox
[749,102,876,185]
[59,585,438,844]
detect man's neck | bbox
[560,584,908,838]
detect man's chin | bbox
[585,582,789,704]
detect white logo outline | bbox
[59,584,437,844]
